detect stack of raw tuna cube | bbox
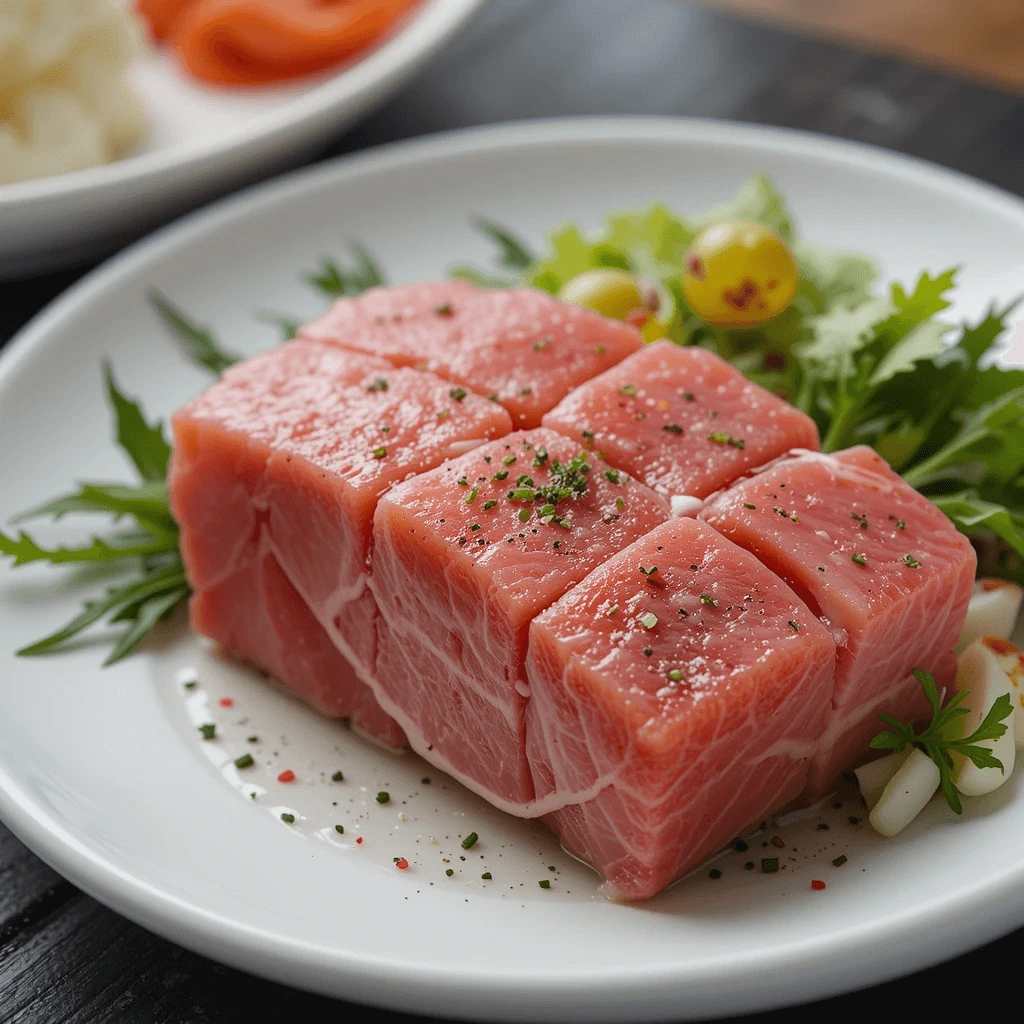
[170,282,975,900]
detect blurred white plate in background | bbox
[2,119,1024,1022]
[0,0,482,278]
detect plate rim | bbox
[4,116,1024,1020]
[0,0,483,211]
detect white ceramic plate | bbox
[3,119,1024,1022]
[0,0,481,278]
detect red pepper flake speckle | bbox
[218,697,234,707]
[356,836,364,845]
[395,857,409,870]
[810,879,827,891]
[277,769,296,783]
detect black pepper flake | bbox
[709,869,722,880]
[848,816,861,825]
[732,838,749,853]
[662,423,683,435]
[744,861,755,870]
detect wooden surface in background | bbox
[709,0,1024,91]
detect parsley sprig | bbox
[870,668,1013,814]
[0,365,187,664]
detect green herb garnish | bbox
[870,668,1014,814]
[461,832,479,850]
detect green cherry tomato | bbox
[682,220,798,327]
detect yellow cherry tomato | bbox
[682,220,798,327]
[558,268,645,321]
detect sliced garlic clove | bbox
[952,638,1016,797]
[957,579,1023,652]
[868,748,940,837]
[986,636,1024,746]
[855,748,912,810]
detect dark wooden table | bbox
[2,1,1022,1020]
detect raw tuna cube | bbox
[542,340,819,500]
[170,339,512,742]
[300,282,642,428]
[700,446,976,797]
[525,518,834,901]
[371,428,669,807]
[192,542,406,748]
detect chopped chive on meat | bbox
[372,446,387,459]
[581,429,595,444]
[553,541,560,549]
[708,431,745,449]
[832,854,848,867]
[662,423,683,435]
[469,523,481,532]
[335,824,345,834]
[615,496,624,510]
[481,872,492,880]
[465,487,479,504]
[538,879,551,889]
[538,502,557,517]
[761,857,779,874]
[595,344,606,355]
[619,384,638,397]
[483,499,497,510]
[903,554,920,568]
[509,487,535,501]
[488,393,499,402]
[681,390,695,401]
[533,336,551,351]
[493,470,508,481]
[532,448,549,468]
[457,476,469,487]
[667,669,683,682]
[604,468,621,484]
[607,604,619,616]
[640,612,659,629]
[520,386,532,395]
[437,409,449,420]
[461,832,479,850]
[743,502,756,510]
[435,302,454,315]
[516,474,534,486]
[332,771,344,782]
[376,791,390,804]
[446,868,454,877]
[502,454,517,466]
[788,620,800,632]
[234,753,254,769]
[518,508,532,523]
[199,723,216,741]
[449,387,467,402]
[639,564,659,580]
[896,519,906,530]
[281,813,295,824]
[366,378,389,392]
[851,553,867,566]
[700,594,718,607]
